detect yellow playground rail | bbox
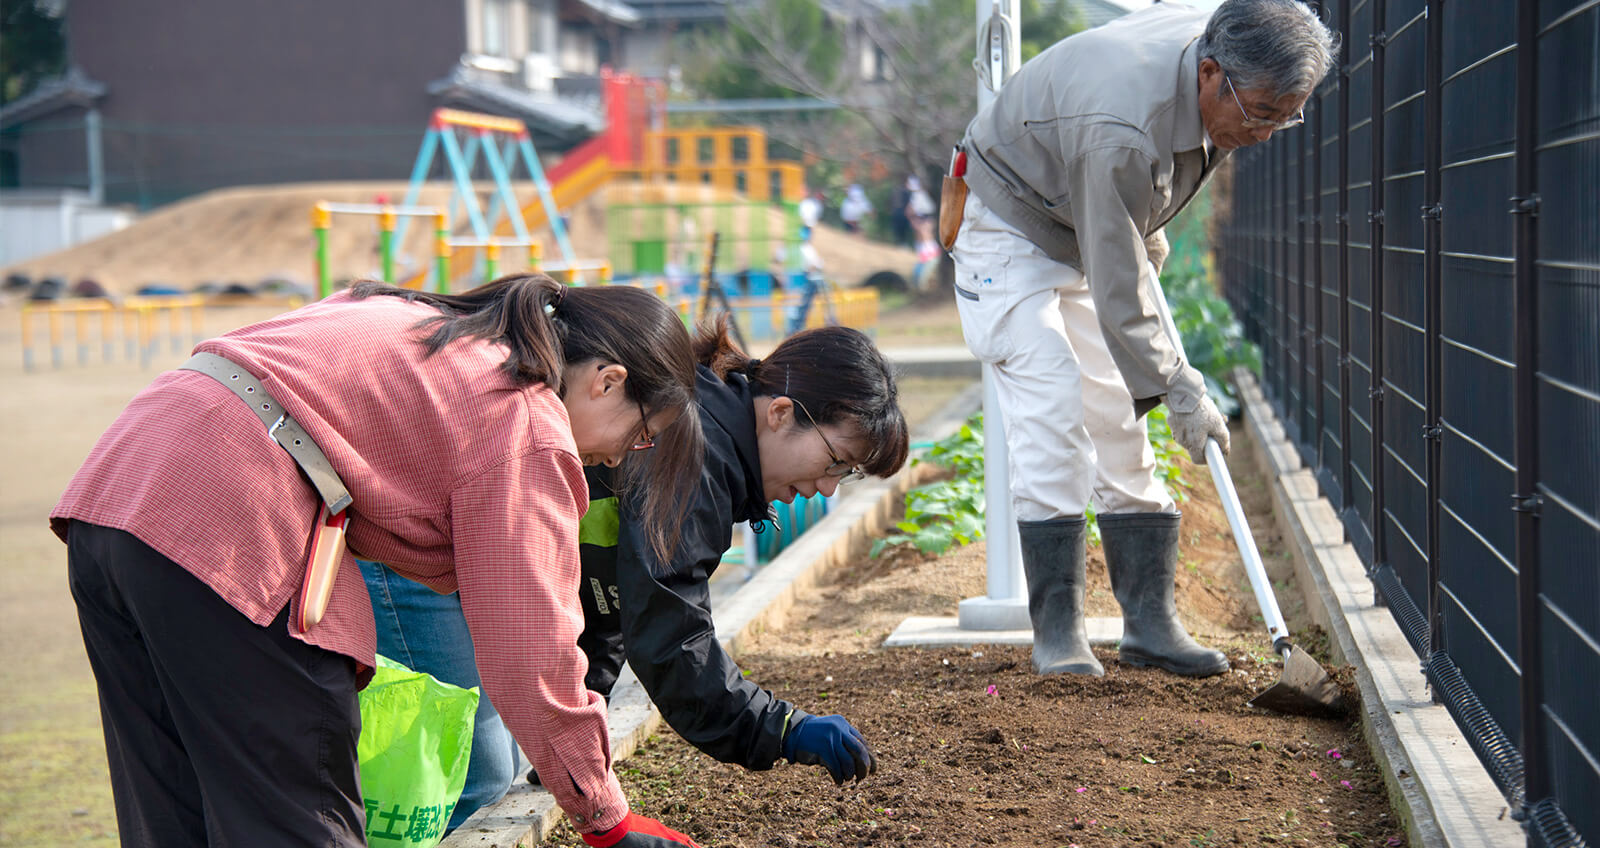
[662,285,879,337]
[17,295,306,371]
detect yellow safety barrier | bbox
[19,296,208,371]
[537,259,614,287]
[604,282,881,340]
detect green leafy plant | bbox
[1159,188,1261,416]
[1146,405,1192,502]
[873,406,1195,558]
[1159,268,1261,416]
[871,416,986,556]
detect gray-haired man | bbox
[948,0,1335,678]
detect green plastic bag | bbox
[358,655,480,847]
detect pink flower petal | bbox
[1340,780,1352,789]
[985,684,997,695]
[1075,786,1087,793]
[1327,749,1343,759]
[1310,770,1321,781]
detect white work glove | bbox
[1168,393,1230,465]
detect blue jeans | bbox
[359,560,520,833]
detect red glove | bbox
[580,812,702,848]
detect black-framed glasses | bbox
[790,397,865,483]
[630,399,656,452]
[1224,73,1305,131]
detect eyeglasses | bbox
[1225,73,1305,131]
[629,399,656,452]
[790,397,865,483]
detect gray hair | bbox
[1198,0,1338,98]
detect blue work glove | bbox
[781,711,877,785]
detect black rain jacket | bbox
[575,364,804,770]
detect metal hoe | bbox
[1204,438,1346,718]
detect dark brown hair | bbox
[693,315,909,477]
[353,274,703,560]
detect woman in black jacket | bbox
[361,318,910,831]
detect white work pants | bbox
[951,193,1176,521]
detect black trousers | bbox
[67,521,366,848]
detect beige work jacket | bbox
[962,3,1226,412]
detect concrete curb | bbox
[443,379,983,847]
[1235,370,1521,848]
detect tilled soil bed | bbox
[546,431,1406,848]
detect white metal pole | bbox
[86,109,105,205]
[957,0,1029,632]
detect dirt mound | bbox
[3,182,444,294]
[3,180,915,296]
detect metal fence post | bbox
[1297,108,1311,456]
[1279,139,1292,410]
[1422,0,1445,666]
[1511,0,1545,822]
[1337,0,1354,523]
[1369,0,1390,582]
[1310,17,1327,475]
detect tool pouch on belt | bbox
[939,177,967,252]
[180,352,353,632]
[939,145,969,252]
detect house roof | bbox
[426,68,605,146]
[625,0,729,24]
[564,0,643,26]
[0,67,106,126]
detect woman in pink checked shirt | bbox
[53,274,706,848]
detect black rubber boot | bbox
[1102,512,1230,678]
[1018,516,1103,676]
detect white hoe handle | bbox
[1204,438,1291,657]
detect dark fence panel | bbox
[1219,1,1598,843]
[1437,0,1524,785]
[1345,0,1379,563]
[1530,0,1600,843]
[1317,89,1347,507]
[1380,0,1430,640]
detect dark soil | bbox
[545,427,1406,848]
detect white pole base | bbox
[956,594,1032,631]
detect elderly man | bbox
[947,0,1335,678]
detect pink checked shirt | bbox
[52,291,626,833]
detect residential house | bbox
[0,0,639,208]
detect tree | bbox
[2,0,66,105]
[1019,0,1081,62]
[673,0,1081,217]
[678,0,845,100]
